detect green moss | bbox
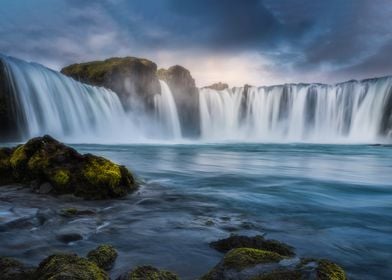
[10,145,27,169]
[223,248,283,271]
[27,152,49,173]
[83,157,122,190]
[317,259,347,280]
[87,244,117,270]
[251,270,302,280]
[35,253,109,280]
[51,169,70,186]
[128,265,179,280]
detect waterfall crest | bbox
[1,56,182,142]
[199,79,392,142]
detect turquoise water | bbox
[0,143,391,279]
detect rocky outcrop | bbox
[0,256,35,280]
[0,135,136,199]
[0,58,23,141]
[158,65,200,137]
[117,265,179,280]
[61,57,160,110]
[35,253,109,280]
[203,236,347,280]
[204,82,229,91]
[87,244,118,270]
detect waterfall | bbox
[199,78,392,142]
[154,81,182,139]
[0,55,182,142]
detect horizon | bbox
[1,0,391,87]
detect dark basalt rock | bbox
[157,65,200,137]
[210,235,295,257]
[0,256,35,280]
[87,244,118,270]
[35,253,109,280]
[0,135,137,200]
[61,57,160,111]
[204,82,229,91]
[0,58,24,141]
[201,248,347,280]
[117,265,179,280]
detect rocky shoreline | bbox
[0,236,346,279]
[0,136,347,279]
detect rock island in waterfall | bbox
[0,1,391,280]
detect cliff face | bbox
[158,65,200,137]
[61,57,160,111]
[0,59,23,141]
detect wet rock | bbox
[37,182,53,194]
[0,135,137,199]
[60,207,96,217]
[35,253,109,280]
[202,250,347,280]
[210,235,295,257]
[0,256,35,280]
[87,244,118,270]
[204,82,229,91]
[117,265,179,280]
[56,232,83,243]
[61,57,160,111]
[157,65,200,137]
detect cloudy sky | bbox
[0,0,391,86]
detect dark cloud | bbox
[0,0,391,85]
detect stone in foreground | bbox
[210,235,295,257]
[87,244,118,270]
[0,135,137,199]
[35,253,109,280]
[117,265,179,280]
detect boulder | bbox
[201,248,347,280]
[0,256,35,280]
[87,244,118,270]
[209,235,295,257]
[157,65,200,137]
[34,253,109,280]
[61,57,160,111]
[0,135,137,199]
[117,265,179,280]
[204,82,229,91]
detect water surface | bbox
[0,143,391,279]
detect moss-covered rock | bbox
[35,253,109,280]
[0,147,13,185]
[118,265,179,280]
[0,256,35,280]
[87,244,118,270]
[61,57,160,110]
[316,259,347,280]
[0,135,137,199]
[250,270,302,280]
[222,248,283,271]
[210,235,295,257]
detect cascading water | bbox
[199,78,392,143]
[154,81,182,139]
[0,55,182,142]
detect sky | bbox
[0,0,391,87]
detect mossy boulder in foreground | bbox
[210,235,295,257]
[34,253,109,280]
[87,244,118,270]
[117,265,180,280]
[0,135,137,199]
[203,235,346,280]
[0,256,35,280]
